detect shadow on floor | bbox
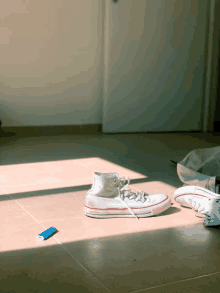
[0,133,186,199]
[0,176,179,202]
[1,222,220,293]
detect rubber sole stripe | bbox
[86,211,152,217]
[175,193,211,199]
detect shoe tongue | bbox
[94,172,118,178]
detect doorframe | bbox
[202,0,220,132]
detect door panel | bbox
[103,0,209,132]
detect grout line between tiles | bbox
[0,186,110,292]
[51,235,110,292]
[130,271,220,292]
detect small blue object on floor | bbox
[37,227,57,241]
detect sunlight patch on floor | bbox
[0,156,199,254]
[0,157,147,194]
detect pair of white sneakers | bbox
[84,172,220,226]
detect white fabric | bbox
[185,196,210,218]
[176,146,220,192]
[185,195,220,226]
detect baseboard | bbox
[1,124,102,137]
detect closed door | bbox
[103,0,209,132]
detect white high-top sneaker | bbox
[85,172,171,219]
[173,186,220,208]
[184,195,220,226]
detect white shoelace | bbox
[187,198,211,219]
[109,174,150,220]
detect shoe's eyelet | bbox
[114,179,117,182]
[115,184,118,187]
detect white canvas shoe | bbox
[184,195,220,226]
[85,172,171,219]
[173,186,220,208]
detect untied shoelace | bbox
[187,198,211,219]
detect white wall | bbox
[103,0,210,132]
[0,0,103,126]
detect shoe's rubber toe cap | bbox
[149,194,171,215]
[173,186,196,207]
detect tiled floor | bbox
[1,132,220,292]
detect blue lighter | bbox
[36,227,57,241]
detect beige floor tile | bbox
[0,186,7,196]
[0,157,146,191]
[0,161,63,186]
[44,216,139,243]
[0,195,37,226]
[7,190,87,223]
[37,202,201,244]
[1,181,86,194]
[0,222,58,253]
[0,159,90,190]
[0,243,109,293]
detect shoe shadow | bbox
[180,205,191,209]
[156,206,181,216]
[205,225,220,229]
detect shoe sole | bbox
[85,196,171,218]
[174,186,220,208]
[204,221,220,227]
